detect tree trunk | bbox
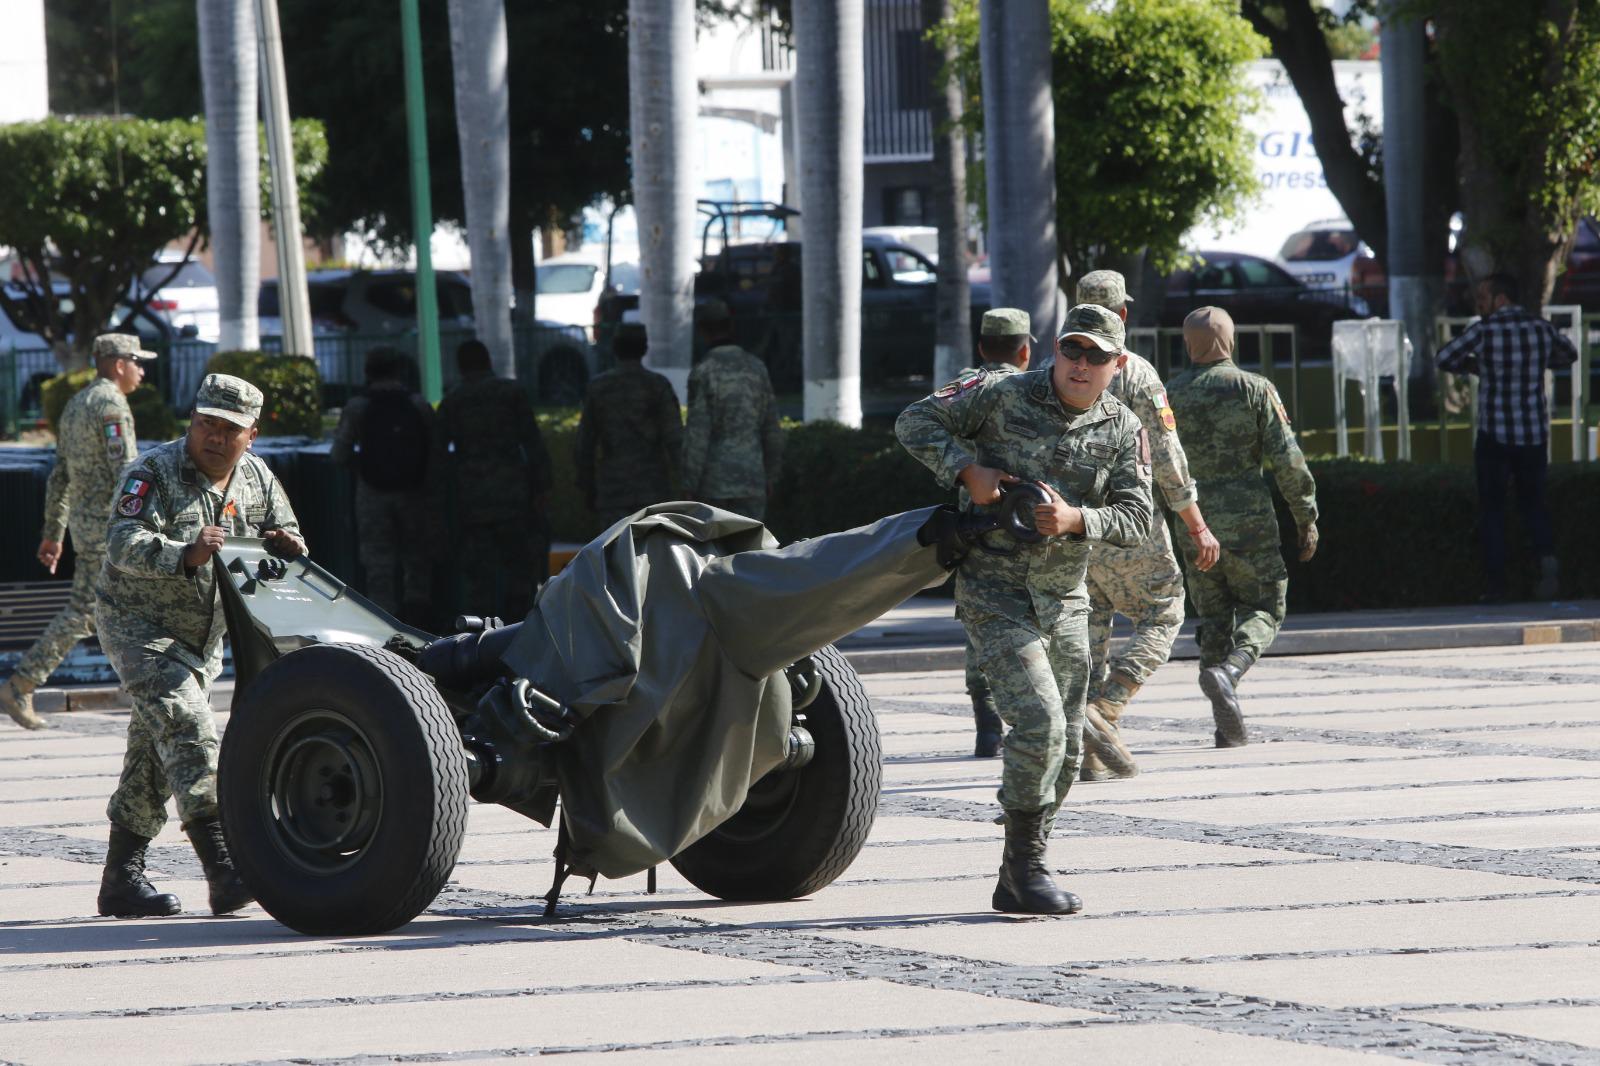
[628,0,696,404]
[978,0,1059,358]
[794,0,864,425]
[924,0,970,385]
[1436,4,1578,307]
[197,0,261,352]
[447,0,514,377]
[510,219,536,328]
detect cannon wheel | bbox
[218,643,469,935]
[669,644,880,900]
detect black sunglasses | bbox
[1055,340,1119,366]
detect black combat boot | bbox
[992,807,1081,915]
[973,693,1003,758]
[184,817,254,915]
[1200,655,1250,748]
[97,825,182,918]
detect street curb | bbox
[841,617,1600,674]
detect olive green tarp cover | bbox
[501,503,948,878]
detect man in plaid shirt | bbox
[1436,273,1577,602]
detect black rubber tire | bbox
[537,346,589,406]
[218,642,469,935]
[669,643,881,900]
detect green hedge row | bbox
[534,415,1600,611]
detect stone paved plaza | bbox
[3,642,1600,1063]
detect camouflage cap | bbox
[92,333,159,362]
[193,373,263,427]
[1056,303,1126,353]
[694,297,733,325]
[1075,270,1133,309]
[979,307,1033,338]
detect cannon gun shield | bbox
[214,540,468,935]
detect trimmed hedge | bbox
[41,370,180,442]
[203,351,323,437]
[533,415,1600,612]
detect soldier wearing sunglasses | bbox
[896,303,1151,915]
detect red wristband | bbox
[1187,525,1209,538]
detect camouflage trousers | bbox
[14,547,103,687]
[1184,546,1287,670]
[702,496,766,521]
[964,608,1088,816]
[355,482,431,613]
[1085,516,1185,704]
[99,639,220,840]
[460,517,549,624]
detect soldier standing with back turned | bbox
[1,335,156,731]
[956,308,1033,758]
[96,374,306,917]
[1166,306,1318,746]
[682,299,783,519]
[1075,271,1220,780]
[575,323,684,528]
[898,304,1151,915]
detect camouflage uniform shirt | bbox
[1107,351,1197,514]
[41,376,138,554]
[434,371,553,524]
[1165,359,1317,550]
[99,439,303,673]
[682,344,782,499]
[575,361,684,515]
[897,368,1152,621]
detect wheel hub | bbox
[265,710,384,872]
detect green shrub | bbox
[540,414,1600,610]
[203,350,322,437]
[41,370,179,442]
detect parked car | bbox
[1163,250,1368,357]
[258,270,596,404]
[134,253,221,342]
[1553,216,1600,311]
[1277,219,1365,290]
[535,252,640,336]
[599,232,993,389]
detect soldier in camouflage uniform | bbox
[330,347,435,619]
[96,373,306,917]
[575,324,684,528]
[898,304,1151,914]
[682,299,782,520]
[1166,307,1319,746]
[435,339,554,622]
[1075,272,1221,781]
[1,335,155,731]
[955,308,1034,759]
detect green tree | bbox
[121,0,633,310]
[938,0,1265,300]
[1432,1,1600,304]
[0,116,327,370]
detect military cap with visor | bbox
[1056,302,1127,353]
[193,373,264,428]
[979,307,1034,340]
[92,333,160,362]
[1075,270,1134,309]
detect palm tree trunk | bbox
[448,0,514,378]
[978,0,1059,355]
[794,0,864,425]
[197,0,261,352]
[628,0,696,403]
[924,0,970,385]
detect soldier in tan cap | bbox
[93,372,306,918]
[1073,270,1220,780]
[957,308,1035,757]
[2,334,156,731]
